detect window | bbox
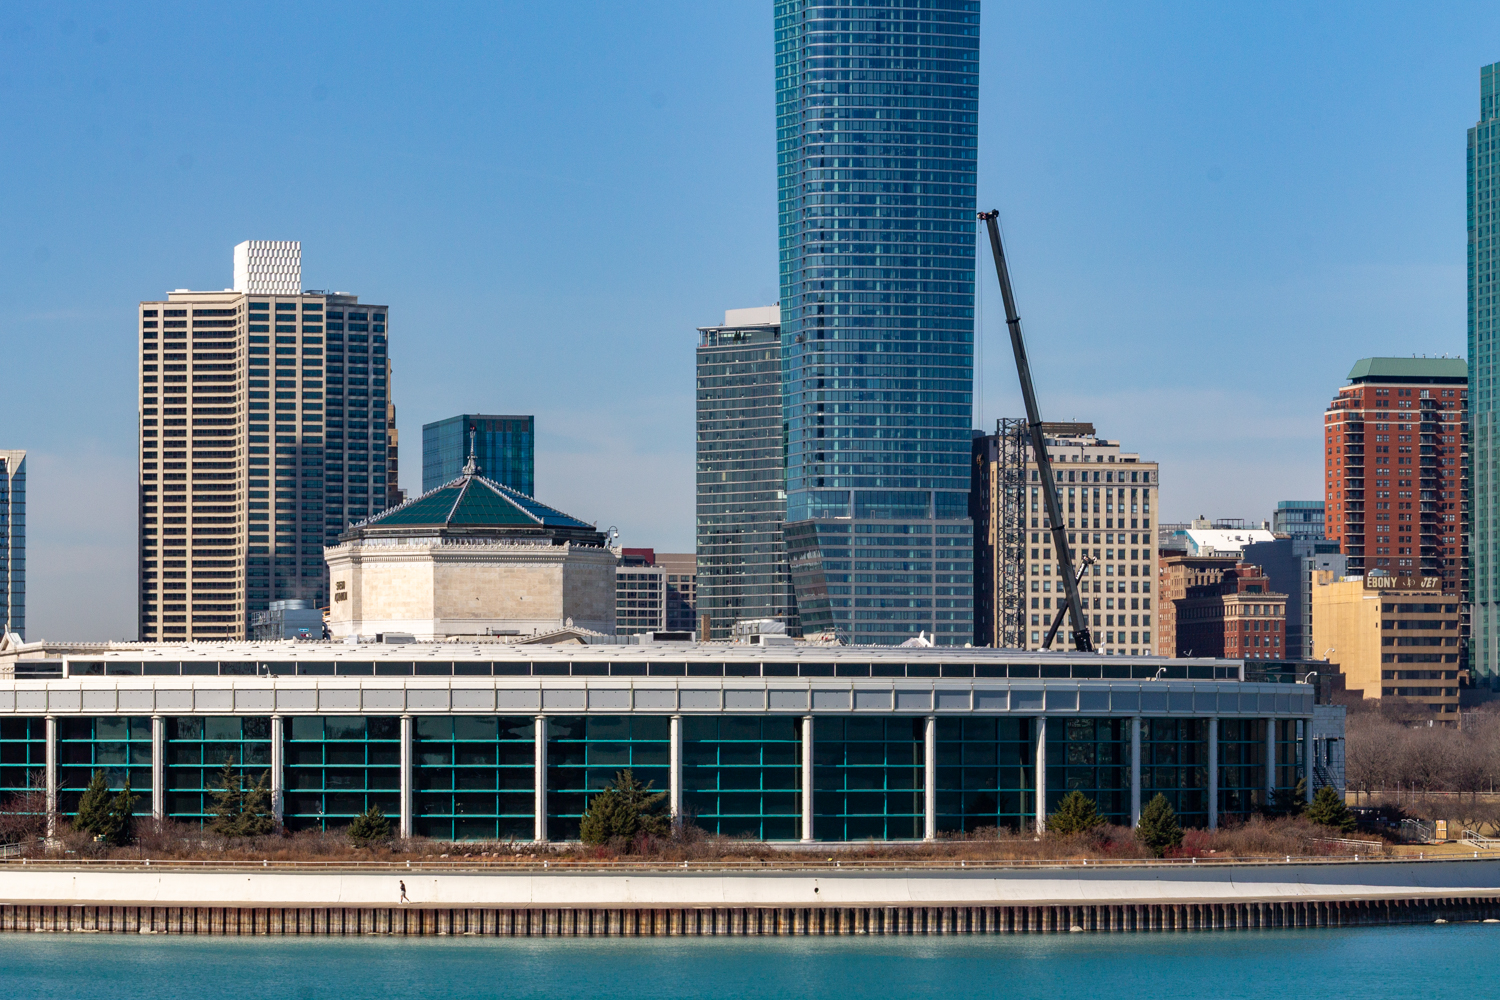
[813,716,923,840]
[546,716,668,841]
[682,716,801,840]
[282,716,400,831]
[414,716,534,841]
[164,716,272,826]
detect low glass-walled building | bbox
[0,642,1326,841]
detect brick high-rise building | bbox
[138,242,393,641]
[1170,561,1287,661]
[1323,358,1467,592]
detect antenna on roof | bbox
[462,424,480,477]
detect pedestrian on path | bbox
[399,880,409,904]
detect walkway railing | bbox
[0,852,1469,874]
[1461,829,1500,850]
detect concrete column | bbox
[1207,717,1219,831]
[399,715,414,840]
[923,716,937,841]
[44,715,57,838]
[1034,716,1047,835]
[269,715,284,830]
[801,715,814,843]
[151,715,165,822]
[534,715,548,843]
[1265,719,1277,807]
[1130,717,1142,827]
[669,714,683,827]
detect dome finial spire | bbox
[462,423,480,477]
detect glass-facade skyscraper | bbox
[696,307,799,639]
[775,0,979,645]
[422,414,535,495]
[1471,62,1499,683]
[0,450,23,639]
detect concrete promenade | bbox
[0,858,1494,937]
[0,857,1497,909]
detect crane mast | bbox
[978,210,1093,653]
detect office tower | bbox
[615,548,667,635]
[1243,536,1346,661]
[1313,572,1461,722]
[0,450,23,639]
[1322,359,1466,593]
[1165,561,1286,660]
[972,422,1159,654]
[1272,501,1325,541]
[137,241,391,641]
[776,2,979,645]
[422,414,534,495]
[654,552,698,632]
[384,401,404,510]
[1470,63,1500,683]
[695,307,798,639]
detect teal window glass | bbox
[164,717,272,826]
[682,716,802,840]
[935,717,1033,834]
[546,716,669,841]
[1217,718,1267,819]
[813,716,924,840]
[1045,717,1129,823]
[1140,718,1208,828]
[58,717,153,816]
[414,716,535,841]
[0,718,46,800]
[1274,719,1304,804]
[283,716,400,831]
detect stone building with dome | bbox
[324,459,614,640]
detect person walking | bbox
[399,880,409,904]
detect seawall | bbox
[0,859,1495,937]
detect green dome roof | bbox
[348,475,599,539]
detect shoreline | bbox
[0,858,1495,936]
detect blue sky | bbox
[0,1,1493,640]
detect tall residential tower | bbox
[775,1,979,645]
[696,307,797,638]
[0,451,23,639]
[1322,358,1466,592]
[1470,62,1500,683]
[138,242,393,641]
[422,414,534,495]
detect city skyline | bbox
[0,3,1491,639]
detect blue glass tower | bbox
[775,0,979,645]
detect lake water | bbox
[0,925,1487,999]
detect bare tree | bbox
[0,770,50,847]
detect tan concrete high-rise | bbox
[138,242,393,641]
[972,421,1161,654]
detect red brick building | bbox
[1324,358,1467,594]
[1173,562,1287,660]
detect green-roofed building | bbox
[325,454,615,640]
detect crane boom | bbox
[978,210,1093,653]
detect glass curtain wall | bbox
[414,716,535,841]
[681,716,802,839]
[58,717,153,816]
[283,716,400,831]
[0,718,45,802]
[813,716,924,840]
[164,717,272,825]
[935,717,1033,833]
[1217,718,1266,820]
[1140,718,1209,828]
[546,716,669,841]
[1274,719,1304,806]
[1045,718,1130,823]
